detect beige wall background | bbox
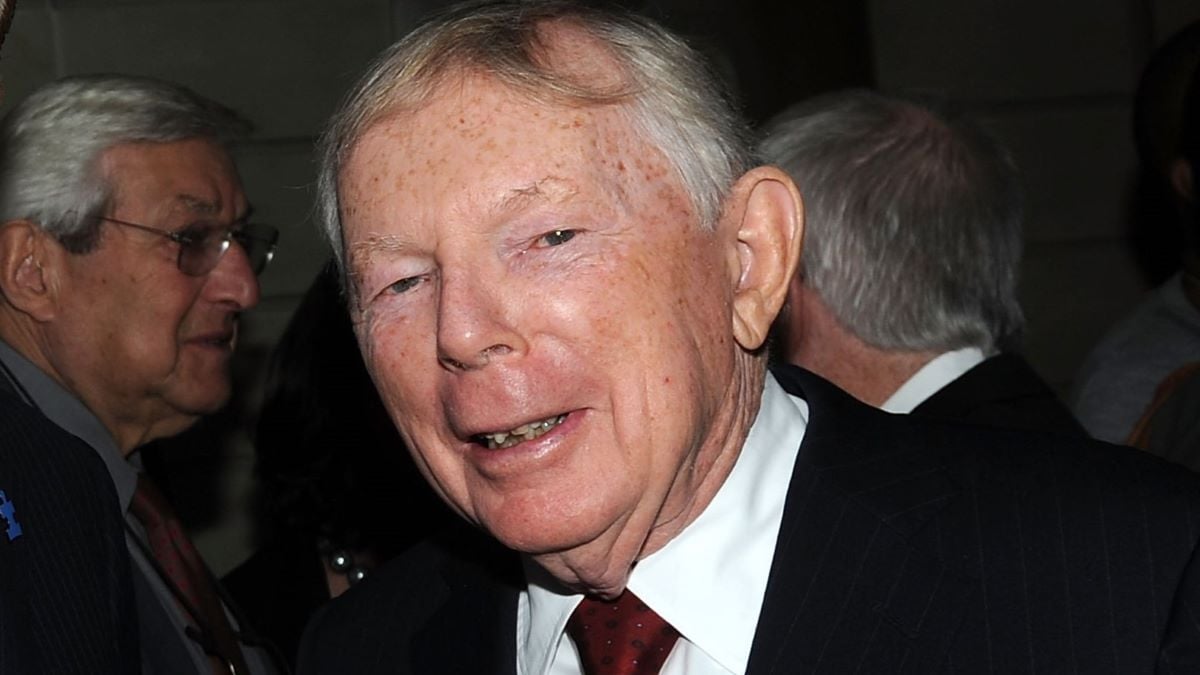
[2,0,1198,574]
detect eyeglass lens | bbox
[179,224,279,277]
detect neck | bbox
[798,341,935,407]
[782,287,936,406]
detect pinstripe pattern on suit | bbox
[298,366,1200,674]
[751,365,1200,673]
[0,389,139,674]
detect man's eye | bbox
[174,224,217,247]
[537,229,576,247]
[388,276,422,294]
[173,228,203,246]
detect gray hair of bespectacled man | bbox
[316,0,753,277]
[758,88,1026,354]
[0,74,249,254]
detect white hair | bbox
[0,74,249,252]
[758,89,1025,352]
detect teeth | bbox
[477,414,566,449]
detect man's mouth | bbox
[473,414,567,450]
[192,332,234,348]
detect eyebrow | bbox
[174,194,221,216]
[497,177,578,213]
[351,233,420,269]
[171,195,254,222]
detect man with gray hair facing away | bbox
[0,75,280,674]
[760,89,1084,436]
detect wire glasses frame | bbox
[97,216,279,277]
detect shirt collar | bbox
[880,346,987,414]
[0,339,137,511]
[520,373,809,674]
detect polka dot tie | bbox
[130,474,248,675]
[566,589,681,675]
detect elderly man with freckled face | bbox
[300,3,1200,674]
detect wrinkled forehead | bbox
[100,138,246,215]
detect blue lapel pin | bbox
[0,490,23,541]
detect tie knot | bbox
[567,590,680,675]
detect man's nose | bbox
[203,240,261,310]
[435,271,526,372]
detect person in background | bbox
[1072,20,1200,444]
[225,260,453,669]
[760,88,1083,436]
[300,2,1200,673]
[1122,63,1200,468]
[0,6,136,675]
[0,74,280,674]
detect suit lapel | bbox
[413,533,521,675]
[747,367,977,673]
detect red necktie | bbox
[567,590,681,675]
[129,474,249,675]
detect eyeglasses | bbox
[98,216,279,277]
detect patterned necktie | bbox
[567,589,681,675]
[129,474,249,675]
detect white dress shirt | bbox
[517,374,809,675]
[880,347,987,414]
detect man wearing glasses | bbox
[0,75,279,674]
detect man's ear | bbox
[724,166,804,351]
[0,220,60,322]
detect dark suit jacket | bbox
[298,366,1200,674]
[0,389,140,674]
[912,352,1086,437]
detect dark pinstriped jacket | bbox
[912,352,1086,438]
[299,365,1200,674]
[0,382,140,674]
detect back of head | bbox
[1182,60,1200,189]
[0,74,249,253]
[1134,20,1200,182]
[0,0,13,54]
[758,88,1025,353]
[1179,64,1200,259]
[318,0,752,275]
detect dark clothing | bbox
[298,366,1200,674]
[0,388,140,674]
[912,353,1086,437]
[0,340,282,675]
[225,535,332,670]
